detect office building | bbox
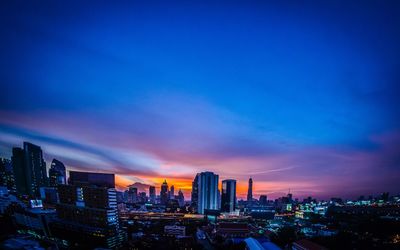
[221,179,236,212]
[12,142,48,197]
[138,192,147,203]
[160,180,169,205]
[170,185,175,199]
[48,159,66,186]
[0,158,15,192]
[247,177,253,202]
[149,186,156,203]
[191,175,199,212]
[50,171,124,249]
[193,172,219,214]
[127,186,138,203]
[259,195,267,205]
[177,189,185,207]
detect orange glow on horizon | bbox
[115,174,314,200]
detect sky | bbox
[1,0,400,200]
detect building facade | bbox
[50,171,124,249]
[12,142,48,197]
[160,180,169,205]
[149,186,156,203]
[221,179,236,212]
[194,172,219,214]
[0,158,15,192]
[48,159,66,187]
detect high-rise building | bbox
[48,159,66,187]
[259,195,267,205]
[287,192,293,202]
[160,180,169,205]
[177,189,185,207]
[50,171,124,249]
[247,177,253,202]
[11,148,26,195]
[221,179,236,212]
[149,186,156,203]
[217,189,221,210]
[12,142,48,197]
[170,185,175,199]
[138,192,147,203]
[191,175,199,212]
[193,172,219,214]
[127,186,138,203]
[0,158,15,192]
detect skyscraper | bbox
[0,158,15,192]
[221,179,236,212]
[247,177,253,202]
[149,186,156,203]
[194,172,219,214]
[259,195,267,205]
[127,186,138,203]
[48,159,66,186]
[177,189,185,207]
[170,185,175,199]
[12,142,48,197]
[191,175,199,212]
[50,171,124,249]
[160,179,169,205]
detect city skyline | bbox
[1,1,400,200]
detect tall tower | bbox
[12,142,48,197]
[127,186,138,203]
[247,177,253,202]
[160,179,169,204]
[191,175,199,212]
[177,189,185,207]
[149,186,156,203]
[170,185,175,199]
[221,179,236,212]
[0,158,15,192]
[195,172,219,214]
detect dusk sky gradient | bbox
[1,1,400,200]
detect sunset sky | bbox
[1,1,400,200]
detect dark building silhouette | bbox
[127,186,138,203]
[0,158,15,192]
[259,195,267,205]
[48,159,66,187]
[149,186,156,203]
[11,148,25,195]
[170,185,175,199]
[191,175,199,212]
[160,179,169,205]
[50,171,124,249]
[221,179,236,212]
[69,170,115,188]
[177,189,185,207]
[12,142,48,197]
[247,177,253,202]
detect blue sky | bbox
[1,1,399,199]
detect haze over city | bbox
[1,1,400,200]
